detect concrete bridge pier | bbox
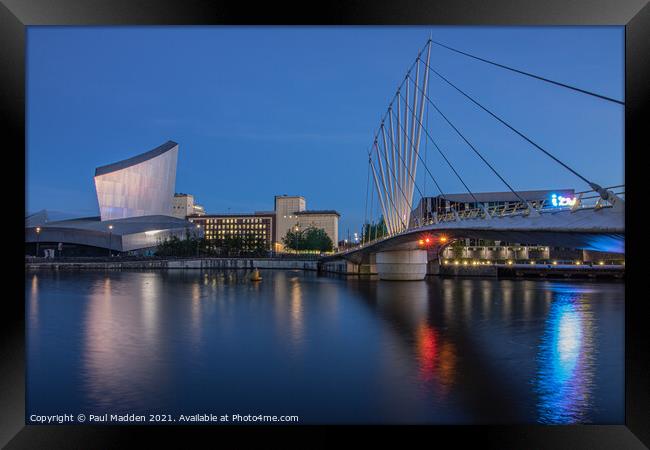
[358,253,376,275]
[376,249,428,281]
[427,258,441,275]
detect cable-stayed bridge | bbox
[324,37,624,280]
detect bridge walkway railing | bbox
[341,185,623,256]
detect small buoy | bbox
[250,268,262,282]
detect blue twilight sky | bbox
[26,26,624,233]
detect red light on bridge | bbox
[420,236,448,246]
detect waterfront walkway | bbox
[25,256,319,272]
[25,256,624,279]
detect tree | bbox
[450,239,465,260]
[282,228,304,251]
[303,227,333,252]
[282,226,333,252]
[362,217,388,242]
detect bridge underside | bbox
[332,230,623,266]
[327,206,624,266]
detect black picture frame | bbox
[2,0,647,447]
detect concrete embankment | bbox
[26,259,624,279]
[318,258,624,280]
[439,264,498,277]
[25,258,319,271]
[438,263,624,279]
[494,263,624,279]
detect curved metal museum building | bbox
[26,141,199,256]
[94,140,178,221]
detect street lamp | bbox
[196,224,201,257]
[294,224,299,254]
[108,225,113,257]
[35,227,41,257]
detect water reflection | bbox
[29,274,39,328]
[461,280,473,322]
[480,280,492,316]
[82,275,162,410]
[442,279,455,323]
[501,280,514,320]
[190,279,203,352]
[353,277,617,423]
[83,276,125,408]
[534,290,596,423]
[289,276,304,349]
[417,324,438,381]
[26,271,622,424]
[416,323,457,394]
[271,271,306,353]
[372,280,459,397]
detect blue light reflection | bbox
[534,293,596,424]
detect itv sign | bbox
[550,193,577,207]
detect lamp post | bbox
[294,224,299,254]
[108,224,113,257]
[35,227,41,257]
[196,224,201,257]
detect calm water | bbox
[26,270,624,424]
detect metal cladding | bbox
[94,141,179,221]
[25,215,196,252]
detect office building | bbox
[189,212,275,251]
[192,204,206,216]
[172,193,206,219]
[274,195,306,243]
[273,195,339,251]
[189,195,340,252]
[294,210,340,249]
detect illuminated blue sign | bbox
[551,193,577,207]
